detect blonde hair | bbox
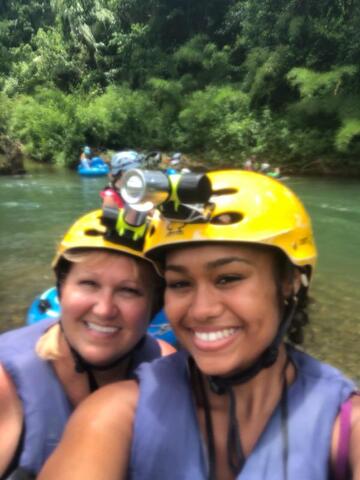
[62,249,125,265]
[36,323,63,360]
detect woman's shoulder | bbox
[0,363,21,404]
[59,380,140,444]
[156,338,177,356]
[37,380,139,480]
[0,364,23,476]
[98,379,139,401]
[350,394,360,464]
[63,380,140,454]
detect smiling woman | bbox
[38,170,360,480]
[163,244,291,377]
[0,209,174,479]
[58,250,157,371]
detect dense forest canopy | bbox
[0,0,359,172]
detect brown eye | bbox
[165,280,190,289]
[79,280,97,287]
[116,286,142,297]
[217,275,244,286]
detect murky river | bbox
[0,168,359,380]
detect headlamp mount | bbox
[100,206,148,251]
[100,169,212,245]
[119,169,212,223]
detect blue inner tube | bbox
[26,287,177,346]
[77,157,109,177]
[27,287,60,325]
[147,310,177,346]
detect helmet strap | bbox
[59,321,145,392]
[203,296,297,476]
[190,354,291,479]
[207,295,298,394]
[190,299,296,480]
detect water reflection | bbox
[0,171,105,329]
[286,178,360,381]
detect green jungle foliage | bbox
[1,0,360,172]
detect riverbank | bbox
[189,153,360,178]
[282,157,360,178]
[1,143,359,178]
[0,135,25,175]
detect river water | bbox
[0,169,359,381]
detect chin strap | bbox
[207,296,298,394]
[193,296,298,480]
[59,321,145,392]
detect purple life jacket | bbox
[130,347,356,479]
[0,319,162,475]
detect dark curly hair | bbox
[272,246,310,346]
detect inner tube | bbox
[27,287,60,325]
[147,310,177,346]
[77,157,109,177]
[26,287,177,346]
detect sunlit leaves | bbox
[336,119,360,153]
[287,66,358,98]
[1,0,360,167]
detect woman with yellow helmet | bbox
[39,170,359,480]
[0,209,174,480]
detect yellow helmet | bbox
[52,209,147,269]
[145,170,317,271]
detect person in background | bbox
[143,151,162,169]
[39,170,359,480]
[80,146,92,168]
[166,152,191,175]
[169,152,182,168]
[0,209,174,479]
[259,162,271,174]
[100,150,142,209]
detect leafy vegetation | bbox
[1,0,360,173]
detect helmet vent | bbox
[84,228,104,237]
[211,212,243,225]
[211,188,238,197]
[149,225,156,237]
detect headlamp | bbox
[118,169,170,212]
[101,169,212,244]
[119,169,212,217]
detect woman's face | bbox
[164,244,290,377]
[60,252,155,366]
